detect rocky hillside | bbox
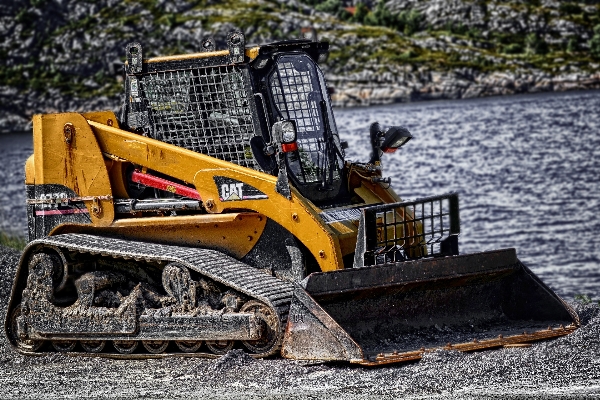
[1,0,600,131]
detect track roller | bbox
[206,341,234,355]
[175,341,203,353]
[53,341,76,352]
[6,305,43,352]
[240,300,281,356]
[113,340,139,354]
[142,340,168,354]
[81,340,106,353]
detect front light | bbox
[272,120,298,153]
[381,126,412,153]
[281,121,296,144]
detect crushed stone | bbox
[213,349,256,372]
[0,245,598,399]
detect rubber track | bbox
[23,233,295,358]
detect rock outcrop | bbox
[1,0,599,131]
[329,69,600,106]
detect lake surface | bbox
[1,90,599,298]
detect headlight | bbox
[272,120,298,153]
[381,126,412,153]
[281,121,296,143]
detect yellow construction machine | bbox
[5,33,578,365]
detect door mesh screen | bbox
[270,60,322,135]
[269,55,342,185]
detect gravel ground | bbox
[0,245,599,399]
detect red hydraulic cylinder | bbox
[131,169,201,200]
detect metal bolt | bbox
[205,199,215,209]
[319,250,325,258]
[91,197,102,217]
[63,123,74,145]
[107,119,114,126]
[292,213,298,221]
[247,236,253,241]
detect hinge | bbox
[91,197,102,217]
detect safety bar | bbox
[353,193,460,267]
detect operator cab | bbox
[121,36,348,206]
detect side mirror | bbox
[369,123,412,165]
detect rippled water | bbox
[0,132,31,238]
[339,90,600,298]
[1,90,599,298]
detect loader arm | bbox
[86,116,344,272]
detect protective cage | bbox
[356,193,460,267]
[269,54,343,186]
[122,43,263,170]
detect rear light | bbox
[281,142,298,152]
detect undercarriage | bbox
[6,234,293,358]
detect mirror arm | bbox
[369,122,384,166]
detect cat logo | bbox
[221,183,244,201]
[214,176,268,201]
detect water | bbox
[0,132,32,238]
[1,90,599,298]
[338,90,600,298]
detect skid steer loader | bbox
[5,32,578,365]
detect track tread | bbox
[12,234,296,359]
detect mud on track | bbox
[0,245,599,399]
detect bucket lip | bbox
[302,248,520,295]
[352,322,578,367]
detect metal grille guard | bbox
[354,193,460,268]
